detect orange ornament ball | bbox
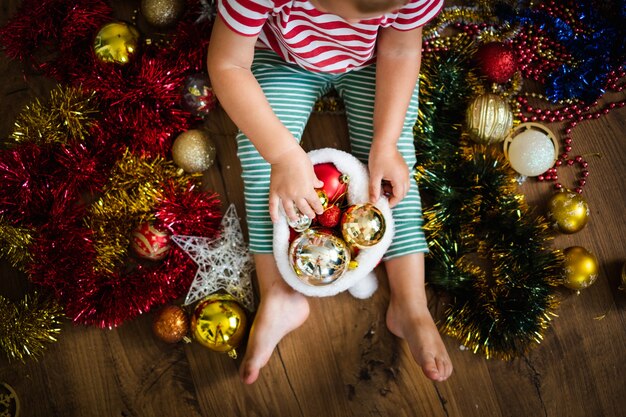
[152,305,189,343]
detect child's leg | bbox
[334,67,452,381]
[236,50,331,384]
[240,253,309,384]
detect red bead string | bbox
[516,94,625,193]
[423,2,626,196]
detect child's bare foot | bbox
[240,279,310,384]
[386,300,453,382]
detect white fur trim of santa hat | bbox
[273,148,394,299]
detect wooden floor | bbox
[1,1,625,416]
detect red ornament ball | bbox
[317,205,341,228]
[313,163,349,205]
[476,42,517,84]
[153,305,189,343]
[131,222,171,261]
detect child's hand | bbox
[368,144,409,207]
[269,146,325,222]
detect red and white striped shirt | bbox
[218,0,443,73]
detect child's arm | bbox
[368,26,423,207]
[207,16,324,222]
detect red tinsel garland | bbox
[0,0,223,328]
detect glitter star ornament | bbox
[172,204,255,311]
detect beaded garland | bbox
[423,1,625,195]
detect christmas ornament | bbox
[620,262,626,292]
[476,42,517,84]
[141,0,185,28]
[274,148,393,299]
[289,228,351,286]
[191,293,248,358]
[0,382,20,417]
[93,22,140,65]
[152,305,189,343]
[172,129,216,173]
[317,205,341,228]
[503,123,558,177]
[173,204,255,311]
[317,189,329,208]
[131,222,172,261]
[313,163,349,205]
[466,93,513,144]
[562,246,599,291]
[286,207,312,232]
[546,190,589,234]
[181,73,217,118]
[341,204,386,248]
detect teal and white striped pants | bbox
[237,49,427,259]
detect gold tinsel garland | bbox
[0,218,34,271]
[0,292,64,362]
[85,151,192,274]
[10,86,98,145]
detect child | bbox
[207,0,452,384]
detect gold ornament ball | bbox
[152,305,189,343]
[172,129,216,173]
[562,246,599,291]
[466,93,514,144]
[141,0,185,28]
[94,22,140,65]
[546,190,589,234]
[191,294,248,357]
[620,262,626,292]
[341,203,386,248]
[289,228,351,286]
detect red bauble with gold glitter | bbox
[313,162,349,205]
[476,42,517,84]
[131,222,171,261]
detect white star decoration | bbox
[172,204,256,311]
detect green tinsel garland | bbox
[415,44,563,359]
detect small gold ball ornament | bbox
[191,294,248,358]
[341,203,385,248]
[562,246,599,291]
[171,129,216,173]
[466,93,514,144]
[546,190,589,234]
[94,22,140,65]
[141,0,185,28]
[289,229,351,286]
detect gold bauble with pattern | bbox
[341,203,385,248]
[546,190,589,234]
[562,246,599,291]
[466,93,514,144]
